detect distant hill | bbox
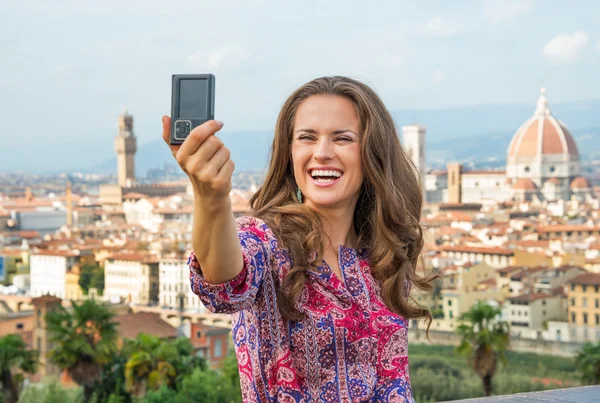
[4,99,599,174]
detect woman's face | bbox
[291,95,364,211]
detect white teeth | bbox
[310,169,342,178]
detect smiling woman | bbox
[166,76,440,402]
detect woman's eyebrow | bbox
[295,128,359,135]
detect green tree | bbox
[123,334,180,397]
[45,299,118,403]
[0,334,38,403]
[575,341,600,385]
[455,301,510,396]
[79,264,104,295]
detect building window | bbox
[571,284,575,291]
[596,286,599,293]
[196,331,202,338]
[542,300,546,306]
[524,166,530,173]
[511,310,515,315]
[37,337,41,351]
[16,323,24,330]
[542,310,546,316]
[214,339,223,358]
[550,166,555,173]
[571,312,576,323]
[448,300,452,306]
[596,299,599,309]
[596,314,600,325]
[584,313,588,325]
[583,298,588,308]
[571,298,575,306]
[449,310,453,319]
[583,285,587,292]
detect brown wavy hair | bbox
[249,76,440,331]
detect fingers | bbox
[161,116,180,157]
[177,120,224,159]
[215,159,235,186]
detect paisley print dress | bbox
[188,216,414,402]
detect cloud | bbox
[596,40,600,51]
[425,16,456,38]
[484,0,534,24]
[189,45,252,69]
[379,53,404,68]
[543,31,589,64]
[432,70,445,84]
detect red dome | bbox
[508,89,579,159]
[514,178,538,191]
[570,176,590,190]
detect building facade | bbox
[104,253,159,305]
[567,273,600,342]
[159,258,206,313]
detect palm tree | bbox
[575,341,600,385]
[455,300,510,396]
[122,334,204,397]
[0,334,38,403]
[45,299,118,402]
[123,334,179,397]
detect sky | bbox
[2,0,600,151]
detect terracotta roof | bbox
[32,250,80,258]
[496,266,525,274]
[538,225,600,234]
[568,273,600,286]
[479,278,497,286]
[0,249,23,257]
[507,89,579,159]
[570,176,591,190]
[440,245,514,256]
[508,292,556,303]
[114,312,177,340]
[106,253,159,264]
[547,177,560,185]
[0,230,41,239]
[30,295,62,305]
[513,178,538,191]
[515,240,550,248]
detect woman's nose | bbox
[313,138,335,160]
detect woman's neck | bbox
[317,208,358,251]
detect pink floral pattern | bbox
[189,216,414,402]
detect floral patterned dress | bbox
[188,216,414,403]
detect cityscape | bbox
[3,1,600,402]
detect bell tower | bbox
[114,108,137,187]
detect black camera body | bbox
[170,74,215,145]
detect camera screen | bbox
[179,79,208,119]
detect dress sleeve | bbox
[188,216,274,314]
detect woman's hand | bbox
[161,116,234,200]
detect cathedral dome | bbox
[507,88,579,160]
[570,176,590,190]
[513,178,538,191]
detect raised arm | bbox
[162,116,243,284]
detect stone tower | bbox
[402,125,426,201]
[447,162,463,204]
[31,294,62,378]
[114,109,137,188]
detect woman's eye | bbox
[336,137,352,142]
[298,135,314,141]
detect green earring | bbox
[296,188,303,203]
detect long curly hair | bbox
[249,76,439,329]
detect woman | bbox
[162,76,438,402]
